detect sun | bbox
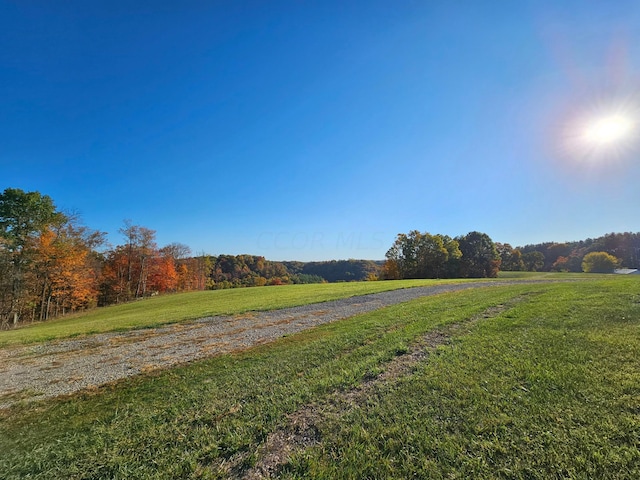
[582,114,634,146]
[560,99,640,163]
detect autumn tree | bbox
[148,245,179,293]
[188,255,213,291]
[0,188,65,325]
[163,242,191,262]
[207,254,293,288]
[99,246,130,305]
[381,258,401,280]
[543,243,572,270]
[32,222,105,320]
[582,251,619,273]
[551,256,570,272]
[119,221,157,299]
[152,243,192,293]
[99,222,159,303]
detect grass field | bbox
[1,276,563,347]
[1,275,638,478]
[0,278,460,346]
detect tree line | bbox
[202,256,381,289]
[382,230,501,280]
[2,188,636,327]
[0,189,382,327]
[497,232,640,272]
[384,229,637,280]
[0,189,212,326]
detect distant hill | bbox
[206,255,383,289]
[285,259,382,283]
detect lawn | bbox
[0,274,590,346]
[1,276,638,479]
[0,278,465,346]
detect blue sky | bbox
[2,1,640,261]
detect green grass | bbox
[0,279,468,346]
[288,277,640,479]
[0,273,593,346]
[1,276,638,479]
[497,271,594,279]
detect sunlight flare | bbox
[582,113,634,146]
[561,97,640,163]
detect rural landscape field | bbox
[2,274,639,478]
[3,2,640,479]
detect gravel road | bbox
[0,282,520,408]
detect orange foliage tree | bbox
[148,253,178,293]
[30,223,104,320]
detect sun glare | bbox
[583,114,634,146]
[560,98,640,164]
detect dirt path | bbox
[0,282,529,408]
[235,297,526,479]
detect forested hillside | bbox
[285,259,381,282]
[206,256,379,288]
[498,233,640,272]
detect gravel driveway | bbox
[0,282,519,408]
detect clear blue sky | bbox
[2,1,639,261]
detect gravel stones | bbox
[0,282,505,408]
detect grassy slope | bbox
[1,277,638,479]
[0,273,592,347]
[0,278,467,346]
